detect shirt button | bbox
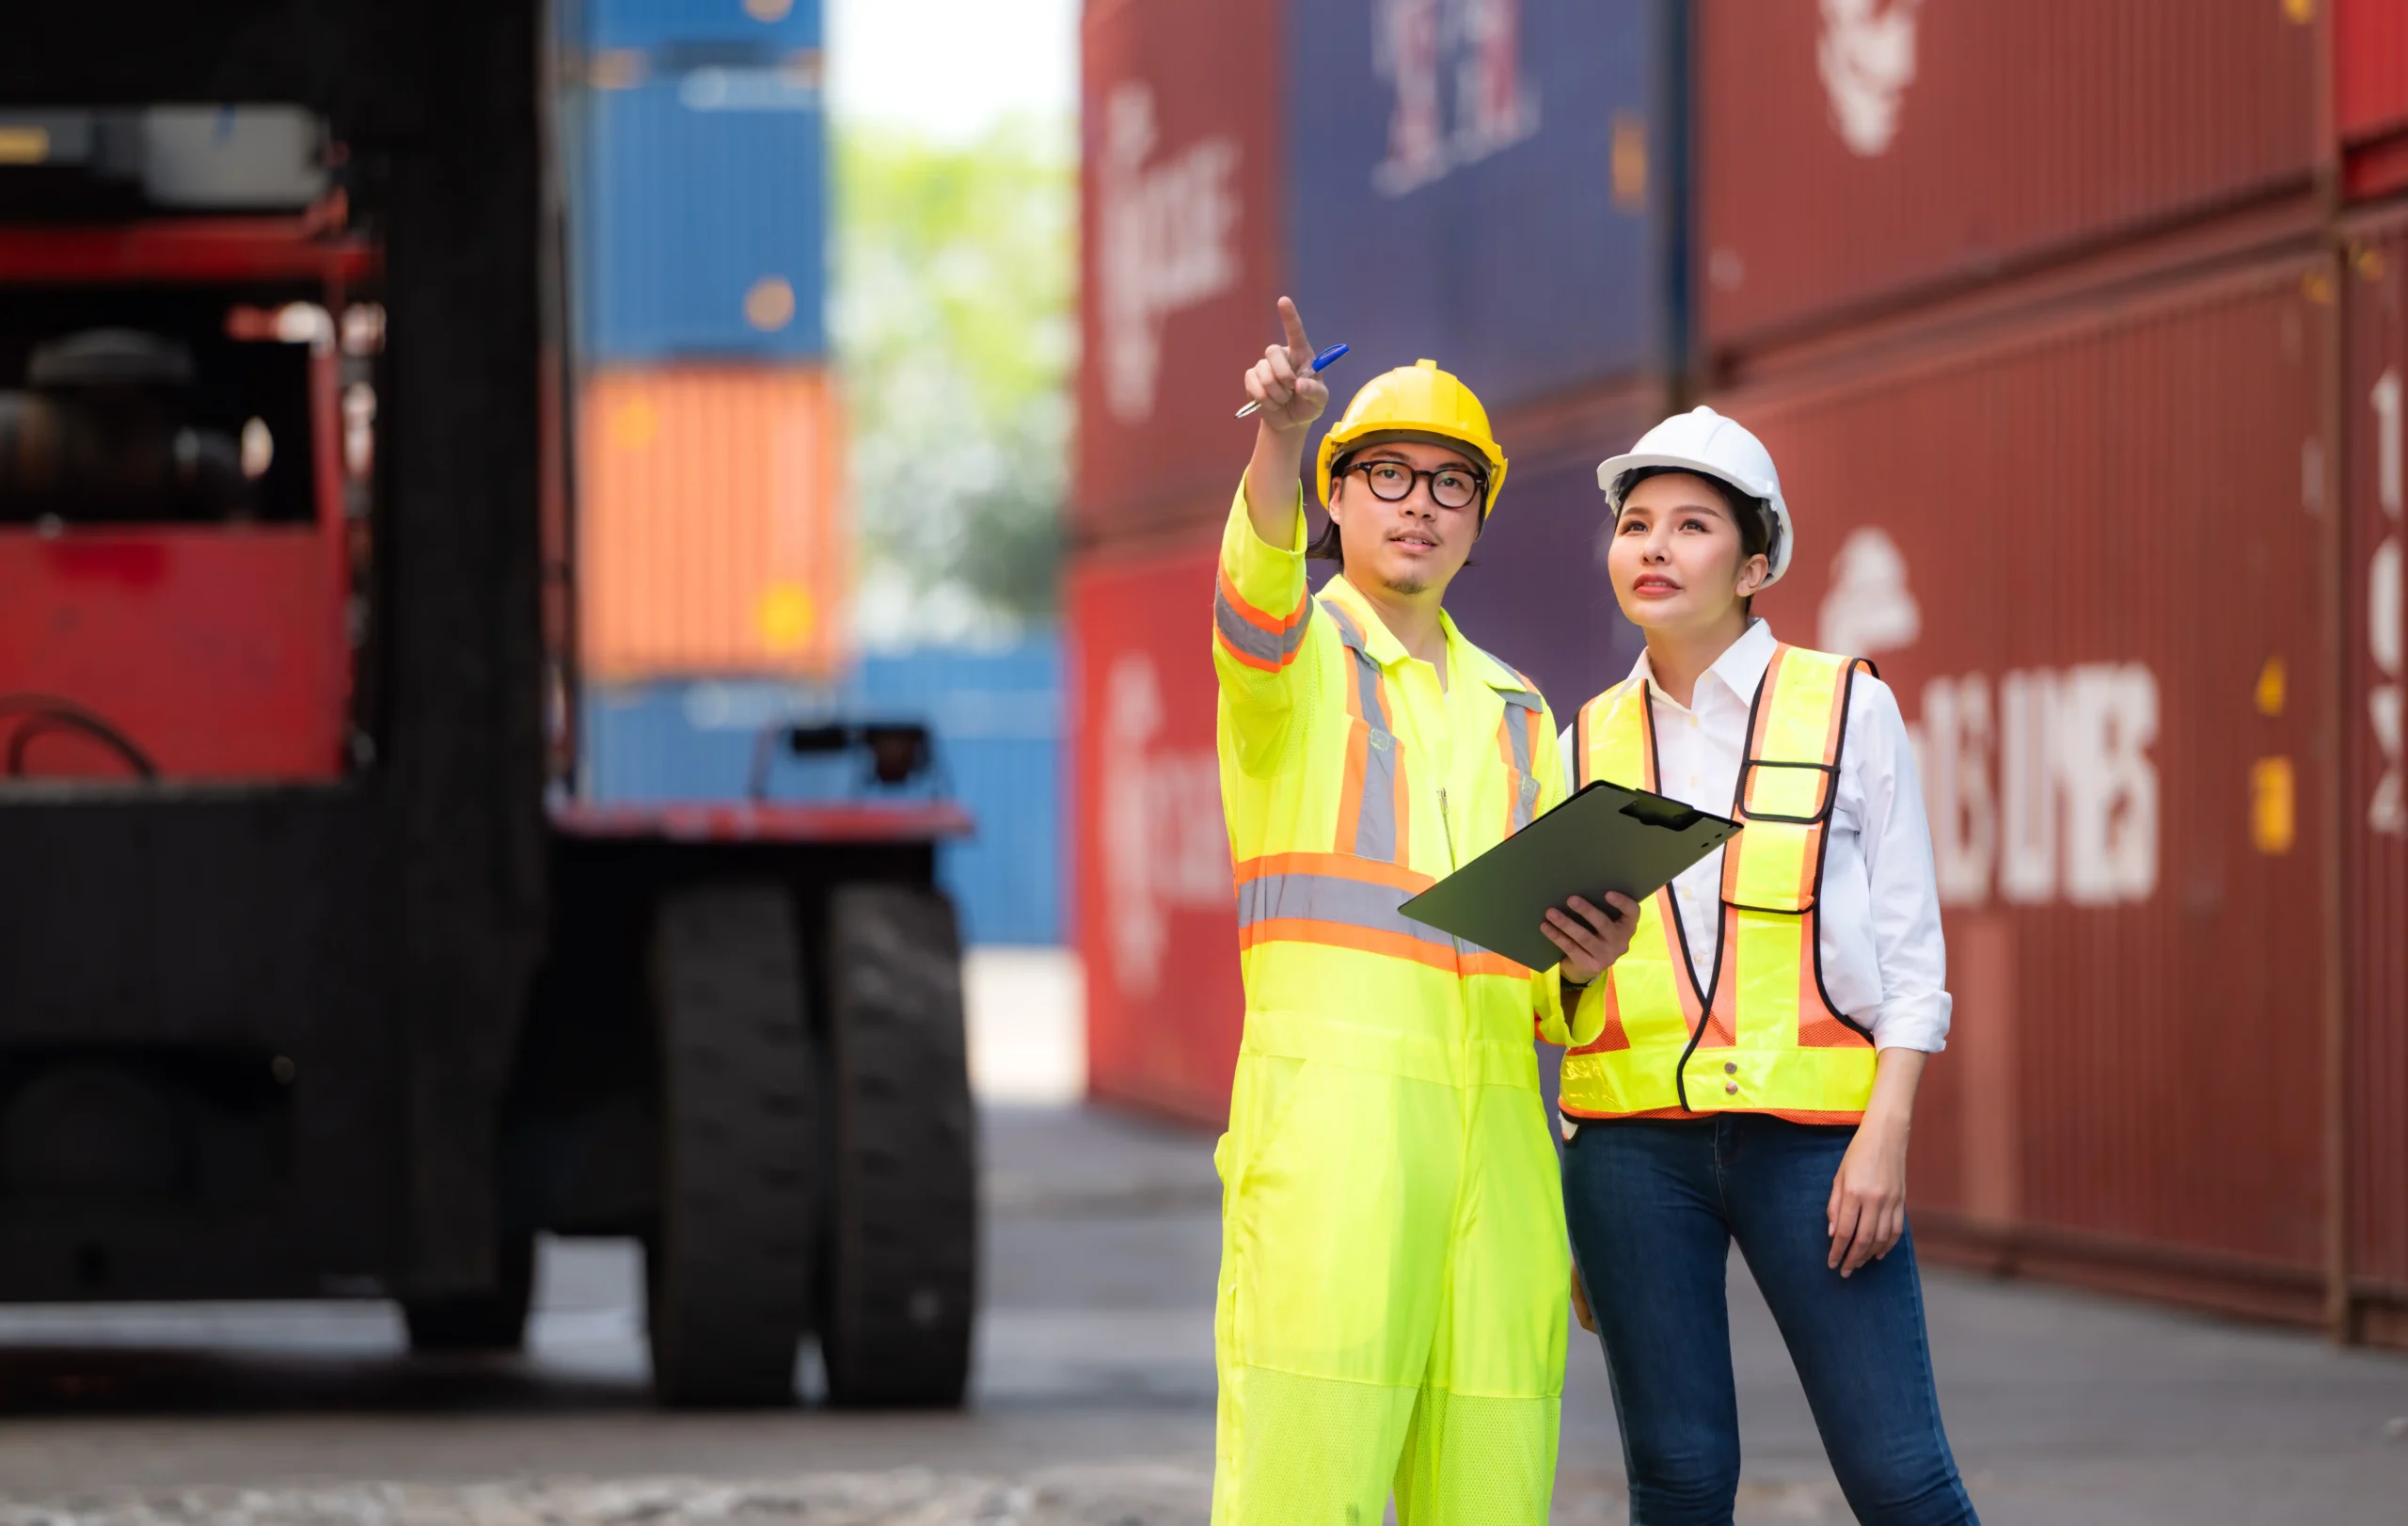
[1723,1061,1737,1074]
[1723,1081,1740,1096]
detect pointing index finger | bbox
[1277,296,1315,371]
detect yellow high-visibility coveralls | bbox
[1209,484,1595,1525]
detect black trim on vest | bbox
[1659,679,1737,1116]
[1804,657,1878,1044]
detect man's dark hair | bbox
[1609,465,1775,616]
[1307,444,1488,566]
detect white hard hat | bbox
[1596,405,1795,587]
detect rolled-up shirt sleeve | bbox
[1850,679,1954,1053]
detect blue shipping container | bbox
[1285,0,1687,411]
[585,0,820,55]
[576,71,828,360]
[579,640,1065,946]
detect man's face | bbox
[1329,439,1485,597]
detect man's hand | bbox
[1242,297,1331,544]
[1244,297,1330,435]
[1542,894,1639,986]
[1570,1264,1597,1335]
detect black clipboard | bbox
[1399,781,1739,971]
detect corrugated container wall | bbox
[1286,0,1685,412]
[1730,256,2335,1320]
[580,641,1065,946]
[578,367,847,680]
[577,72,829,360]
[1075,0,1285,547]
[2344,210,2408,1342]
[2340,0,2408,203]
[1700,0,2318,358]
[586,0,820,51]
[1072,542,1245,1125]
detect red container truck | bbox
[0,4,976,1410]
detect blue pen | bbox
[1237,342,1352,419]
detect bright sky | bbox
[827,0,1079,141]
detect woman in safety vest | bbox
[1544,406,1981,1525]
[1209,298,1637,1526]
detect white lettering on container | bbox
[1817,0,1922,157]
[1371,0,1540,198]
[1099,83,1242,424]
[1101,652,1232,994]
[1919,665,2160,908]
[2371,371,2405,834]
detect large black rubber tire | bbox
[402,1231,533,1353]
[820,882,976,1407]
[646,882,816,1407]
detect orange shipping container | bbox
[577,366,848,680]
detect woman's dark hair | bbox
[1610,465,1776,615]
[1307,446,1488,566]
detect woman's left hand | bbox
[1826,1109,1910,1277]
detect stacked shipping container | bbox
[1073,0,1284,1120]
[1696,0,2408,1346]
[564,0,844,681]
[559,0,1067,946]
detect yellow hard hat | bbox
[1315,358,1509,515]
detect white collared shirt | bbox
[1557,620,1953,1053]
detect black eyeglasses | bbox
[1346,458,1487,511]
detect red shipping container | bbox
[2340,0,2408,202]
[1071,538,1246,1126]
[1730,251,2338,1326]
[2343,210,2408,1345]
[1076,0,1284,548]
[1700,0,2318,357]
[577,365,847,681]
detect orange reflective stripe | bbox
[1572,972,1632,1054]
[1234,850,1433,895]
[1239,918,1463,971]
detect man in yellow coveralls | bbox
[1209,296,1638,1525]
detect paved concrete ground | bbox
[0,1105,2400,1523]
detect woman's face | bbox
[1605,471,1768,635]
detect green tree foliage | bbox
[834,119,1074,640]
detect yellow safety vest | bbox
[1560,644,1879,1124]
[1212,489,1582,1085]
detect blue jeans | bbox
[1562,1115,1978,1526]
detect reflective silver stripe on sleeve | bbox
[1213,584,1312,667]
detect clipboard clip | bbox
[1619,795,1710,833]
